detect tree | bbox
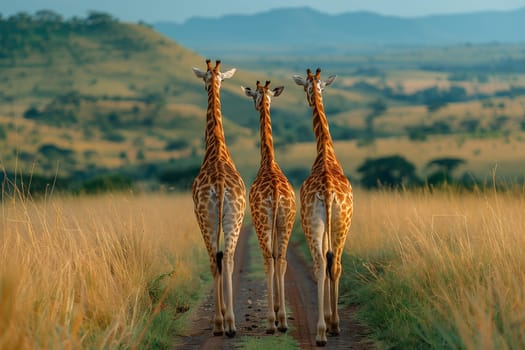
[0,124,6,140]
[426,100,448,113]
[34,10,63,22]
[77,174,133,194]
[460,118,480,133]
[86,11,117,27]
[158,165,200,191]
[368,98,387,116]
[357,155,420,189]
[425,157,466,185]
[426,157,466,173]
[23,106,41,119]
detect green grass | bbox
[340,188,525,349]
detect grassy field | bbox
[343,187,525,348]
[1,186,525,348]
[1,15,525,349]
[232,131,525,184]
[0,191,207,349]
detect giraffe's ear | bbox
[242,86,256,98]
[221,68,237,80]
[272,86,285,97]
[322,75,337,88]
[292,75,307,87]
[192,67,206,79]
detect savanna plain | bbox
[2,187,525,349]
[2,12,525,349]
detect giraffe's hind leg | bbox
[263,256,277,334]
[327,248,344,335]
[305,224,328,346]
[275,256,288,332]
[222,253,237,338]
[211,259,224,336]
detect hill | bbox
[154,7,525,55]
[1,11,525,193]
[0,11,288,189]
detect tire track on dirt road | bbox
[286,241,375,349]
[174,226,268,349]
[175,227,374,349]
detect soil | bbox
[174,228,375,349]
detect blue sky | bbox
[3,0,525,23]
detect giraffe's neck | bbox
[311,95,337,164]
[258,100,276,167]
[203,86,231,164]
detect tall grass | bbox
[0,192,206,349]
[343,187,525,349]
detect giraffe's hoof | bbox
[225,330,236,338]
[316,340,327,347]
[265,328,276,335]
[278,326,288,333]
[213,331,224,336]
[328,328,340,336]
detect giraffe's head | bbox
[242,80,284,111]
[192,59,236,91]
[292,68,336,107]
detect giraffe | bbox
[292,68,353,346]
[242,80,296,334]
[192,59,246,338]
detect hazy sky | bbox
[3,0,525,23]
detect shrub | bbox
[76,174,133,194]
[357,155,421,189]
[38,143,74,159]
[165,139,189,151]
[0,124,6,140]
[158,166,200,191]
[23,106,42,119]
[103,131,126,143]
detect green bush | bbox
[357,155,421,189]
[0,124,6,140]
[165,139,189,151]
[76,174,133,194]
[158,166,200,191]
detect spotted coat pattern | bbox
[293,68,353,347]
[192,59,246,338]
[243,80,296,334]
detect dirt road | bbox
[174,227,374,349]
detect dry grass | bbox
[346,188,525,348]
[0,192,205,349]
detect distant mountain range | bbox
[154,7,525,55]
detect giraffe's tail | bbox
[216,251,224,274]
[326,251,334,280]
[216,182,225,275]
[325,192,336,280]
[271,186,280,259]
